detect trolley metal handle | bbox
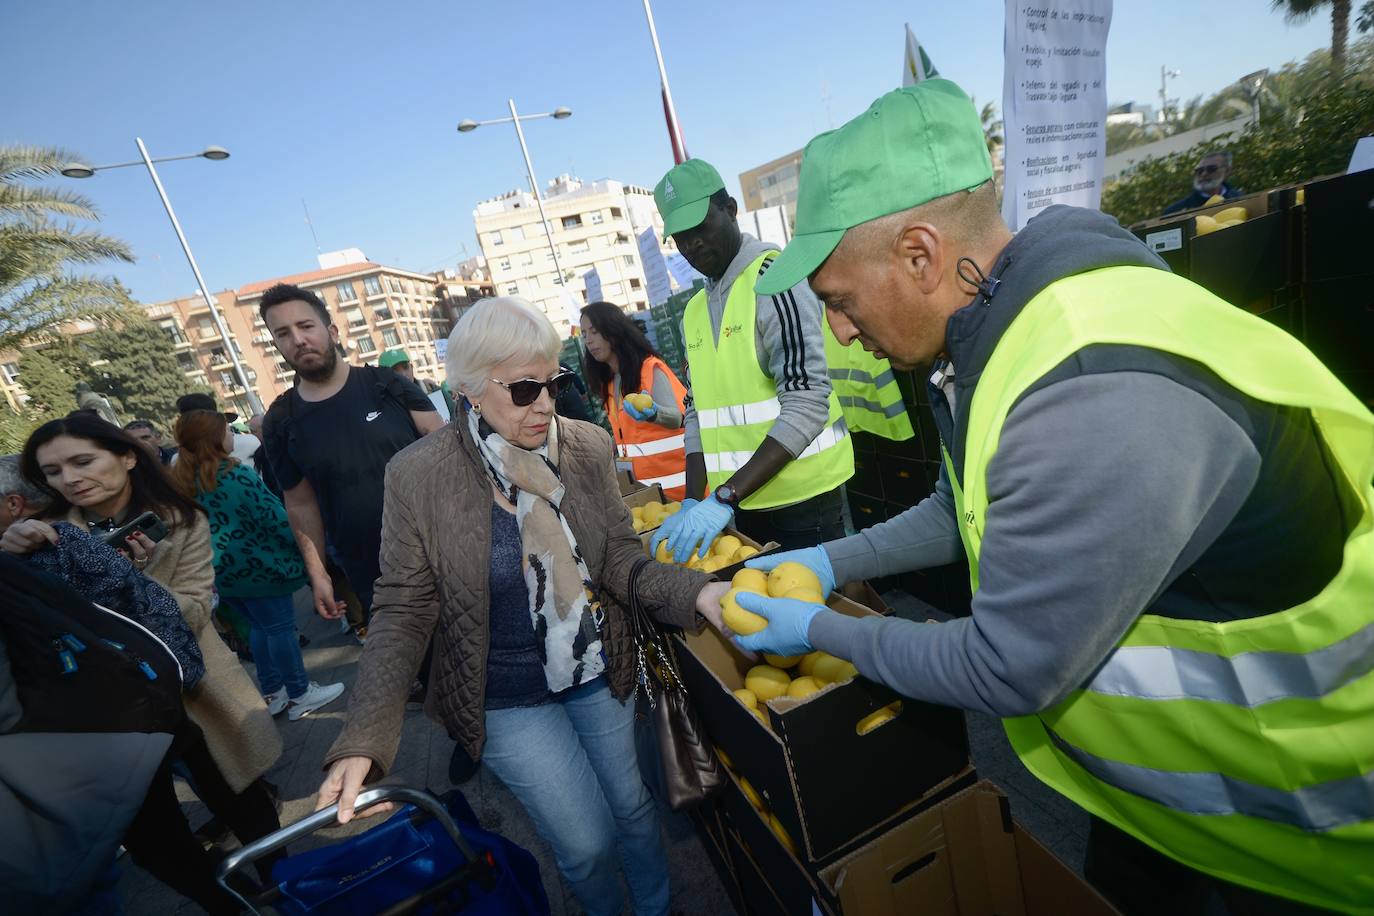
[216,785,479,912]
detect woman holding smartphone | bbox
[2,414,282,910]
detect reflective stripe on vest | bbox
[825,339,916,441]
[683,252,853,510]
[605,355,689,500]
[948,265,1374,912]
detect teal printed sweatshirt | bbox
[196,461,307,599]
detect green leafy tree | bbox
[15,345,85,419]
[83,314,203,427]
[0,146,134,353]
[1100,71,1374,225]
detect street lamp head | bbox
[457,119,479,133]
[201,146,230,161]
[60,162,95,179]
[552,107,572,120]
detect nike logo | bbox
[365,411,381,422]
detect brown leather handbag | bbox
[624,557,726,810]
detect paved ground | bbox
[117,588,1087,914]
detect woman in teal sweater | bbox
[173,410,344,721]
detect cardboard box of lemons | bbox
[1213,206,1248,224]
[722,589,767,635]
[811,655,859,685]
[733,687,758,709]
[738,775,766,811]
[787,675,822,699]
[768,813,799,856]
[766,562,823,598]
[744,664,791,701]
[763,653,803,669]
[857,701,903,735]
[713,534,742,557]
[1195,214,1220,236]
[625,392,654,412]
[732,567,769,594]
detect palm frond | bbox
[0,183,100,222]
[0,146,90,184]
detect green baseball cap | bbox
[378,348,411,368]
[654,159,726,239]
[756,79,993,296]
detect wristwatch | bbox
[713,482,741,508]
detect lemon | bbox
[733,545,759,561]
[631,506,645,521]
[781,587,825,605]
[763,653,803,668]
[1213,206,1248,224]
[739,775,766,810]
[812,655,858,685]
[653,540,673,564]
[768,813,798,855]
[787,676,822,699]
[798,652,828,677]
[1195,215,1220,236]
[856,701,903,735]
[1216,219,1244,229]
[1204,194,1226,206]
[716,747,733,769]
[751,706,769,727]
[722,589,767,636]
[733,687,758,709]
[1295,188,1306,206]
[625,392,654,412]
[713,535,742,557]
[732,568,769,594]
[766,562,823,599]
[744,665,791,702]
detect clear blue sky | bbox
[6,0,1327,304]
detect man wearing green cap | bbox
[733,80,1374,914]
[648,158,854,563]
[377,347,415,382]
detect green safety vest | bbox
[825,336,915,441]
[943,265,1374,912]
[683,252,853,510]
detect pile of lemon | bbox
[651,533,759,572]
[631,500,681,533]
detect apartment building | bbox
[473,176,668,337]
[739,149,804,226]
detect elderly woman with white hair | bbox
[317,297,730,916]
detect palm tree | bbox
[976,100,1004,156]
[1273,0,1353,74]
[0,145,134,353]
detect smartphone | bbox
[102,511,169,550]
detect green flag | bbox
[902,23,940,86]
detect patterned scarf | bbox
[467,409,605,693]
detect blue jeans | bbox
[482,680,670,916]
[228,593,308,698]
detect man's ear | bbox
[895,222,944,295]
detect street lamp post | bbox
[61,140,263,415]
[457,101,572,321]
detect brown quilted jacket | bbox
[324,412,710,777]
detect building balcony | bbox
[347,322,371,336]
[373,311,395,325]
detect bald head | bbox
[810,181,1011,370]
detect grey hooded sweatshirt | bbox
[681,234,834,460]
[811,205,1355,716]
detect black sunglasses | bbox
[490,370,575,407]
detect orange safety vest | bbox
[605,355,689,500]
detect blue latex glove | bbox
[622,392,658,422]
[745,546,836,597]
[666,494,735,563]
[649,498,698,556]
[733,592,825,656]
